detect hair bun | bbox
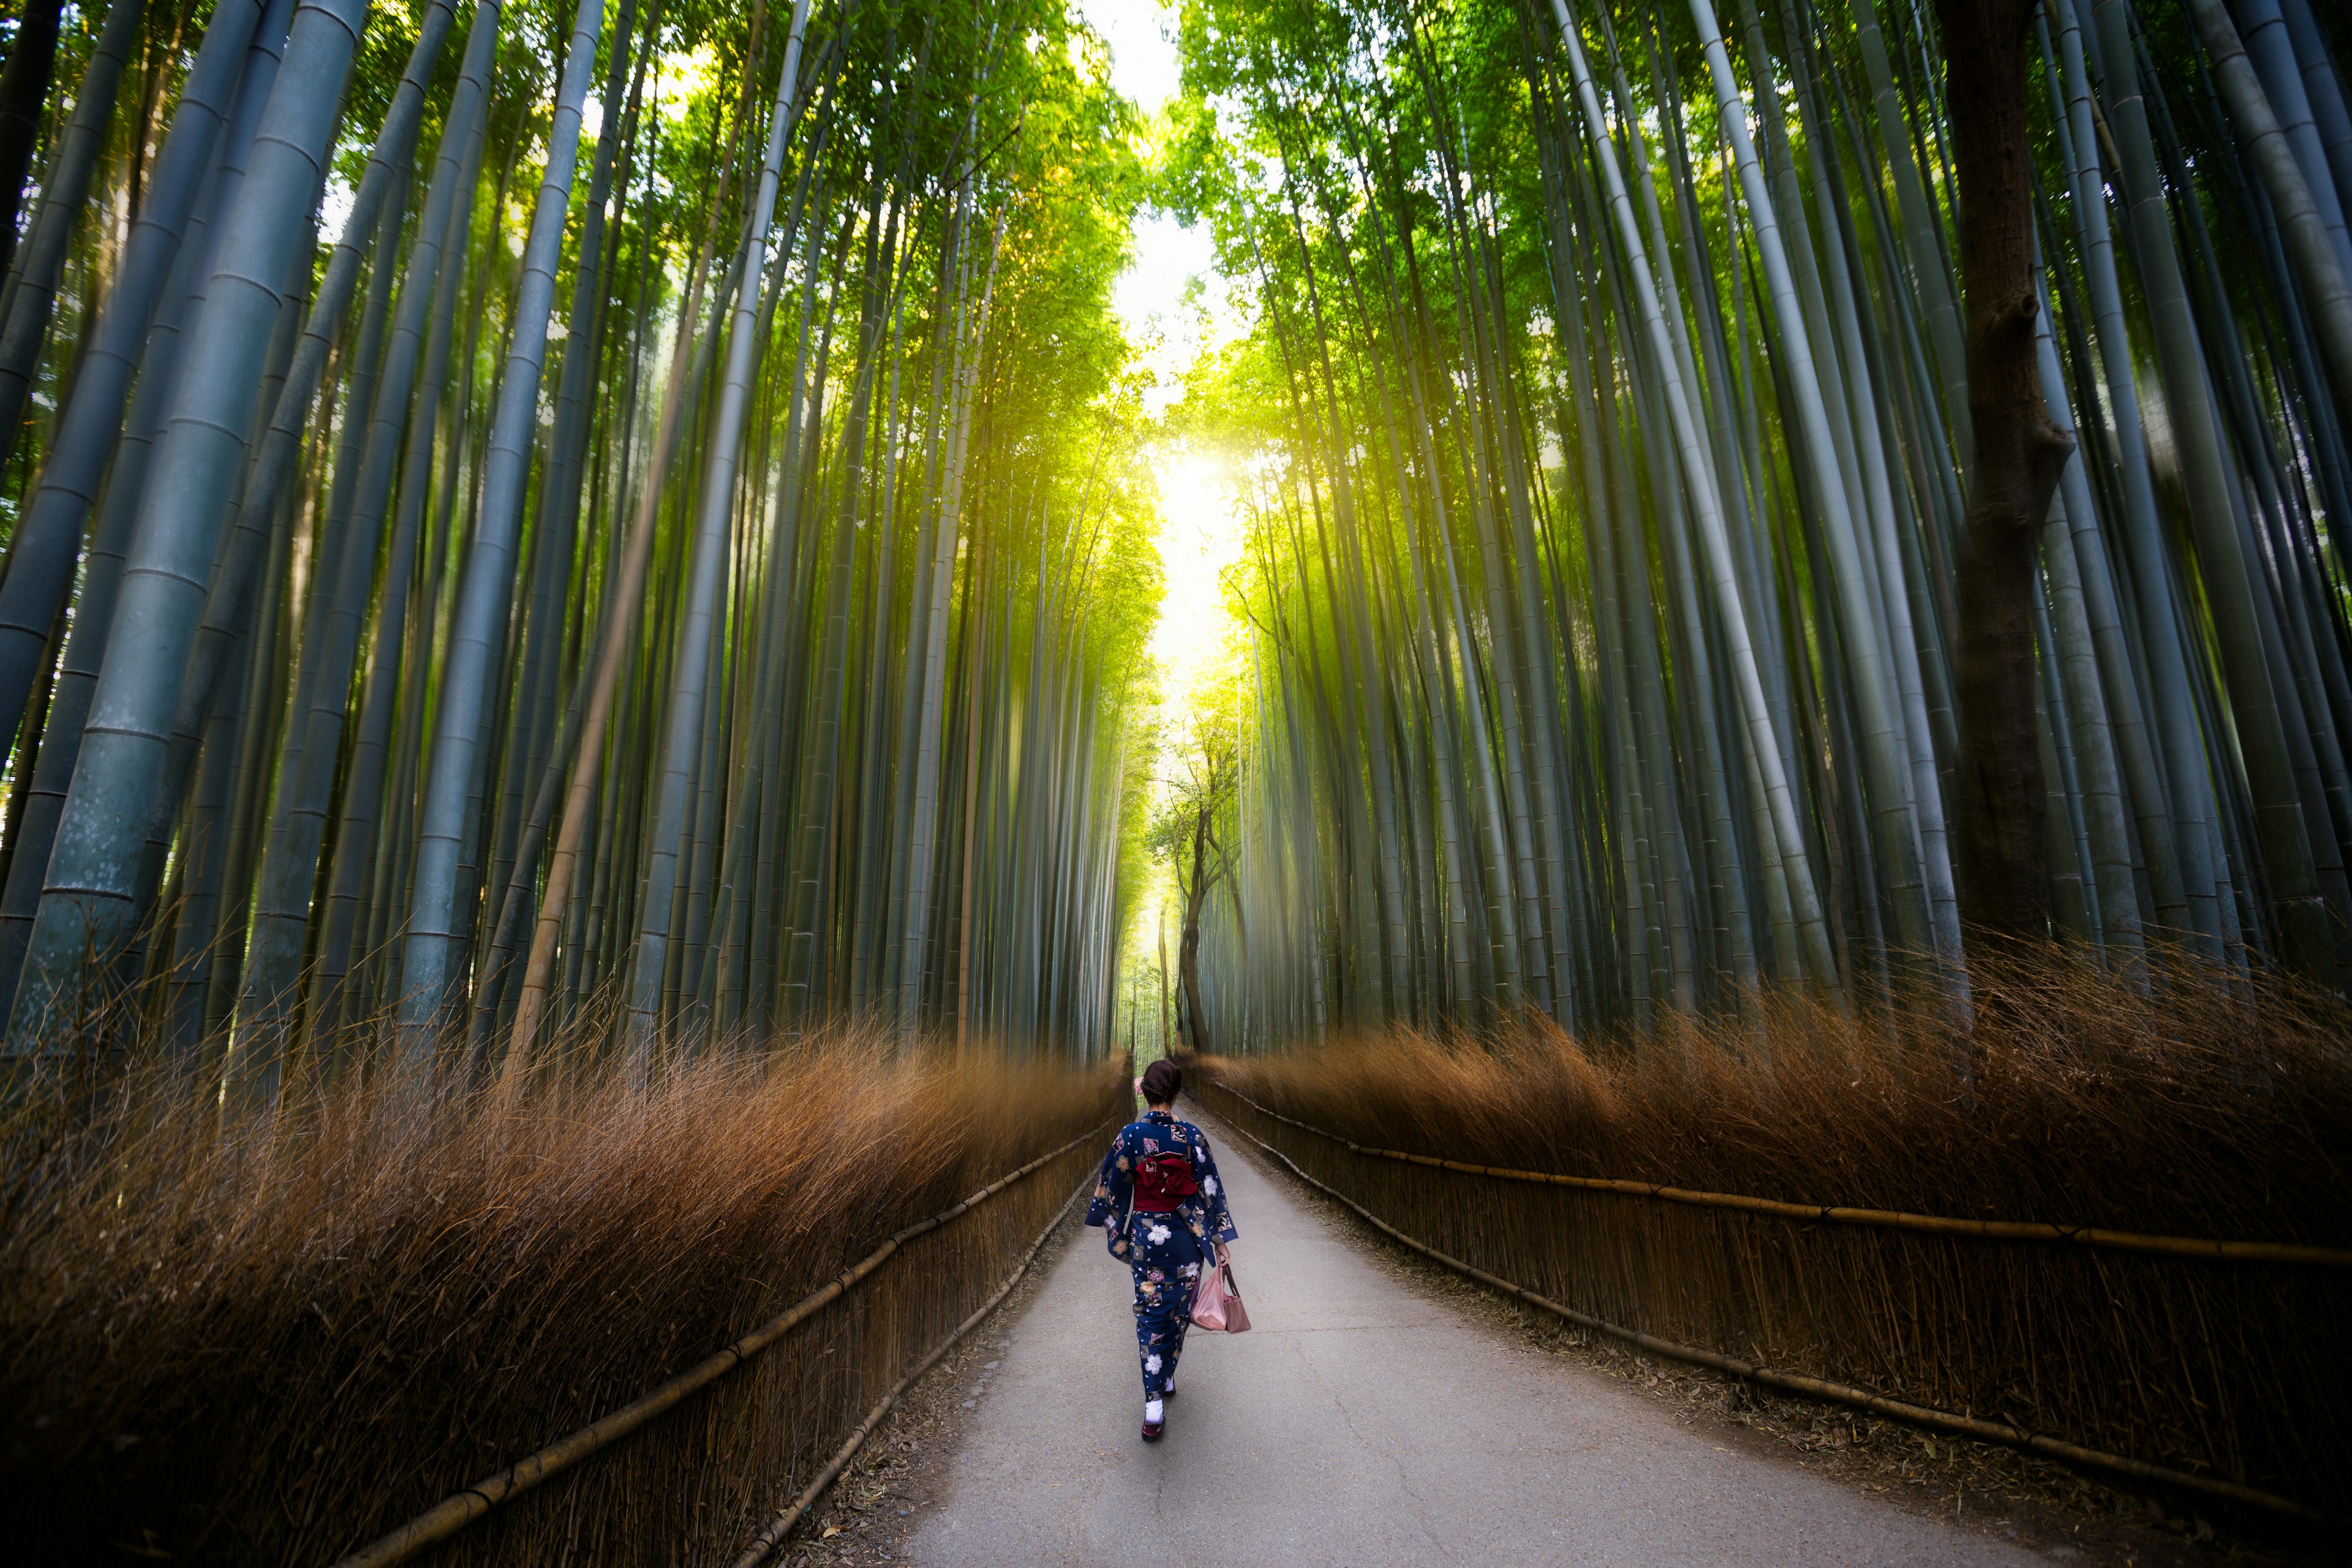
[1139,1058,1183,1104]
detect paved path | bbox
[905,1110,2054,1567]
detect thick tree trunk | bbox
[0,0,65,285]
[1157,905,1174,1054]
[1938,0,2076,941]
[1179,805,1211,1052]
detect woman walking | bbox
[1084,1058,1238,1441]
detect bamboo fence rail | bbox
[729,1172,1094,1568]
[1197,1079,2346,1518]
[1210,1081,2352,1269]
[323,1118,1111,1568]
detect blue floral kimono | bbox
[1084,1109,1240,1396]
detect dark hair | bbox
[1139,1059,1182,1106]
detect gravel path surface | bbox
[903,1109,2056,1567]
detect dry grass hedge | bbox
[1191,952,2352,1510]
[0,1025,1121,1566]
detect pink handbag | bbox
[1189,1258,1251,1333]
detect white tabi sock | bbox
[1144,1397,1164,1423]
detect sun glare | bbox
[655,42,720,123]
[1081,0,1252,964]
[1149,452,1244,732]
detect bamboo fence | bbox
[1197,1077,2347,1517]
[0,1055,1124,1567]
[328,1123,1110,1568]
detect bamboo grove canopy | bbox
[0,0,1163,1094]
[1166,0,2352,1046]
[4,0,2352,1084]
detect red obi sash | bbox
[1132,1150,1198,1213]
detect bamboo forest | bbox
[0,0,1166,1080]
[0,0,2348,1561]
